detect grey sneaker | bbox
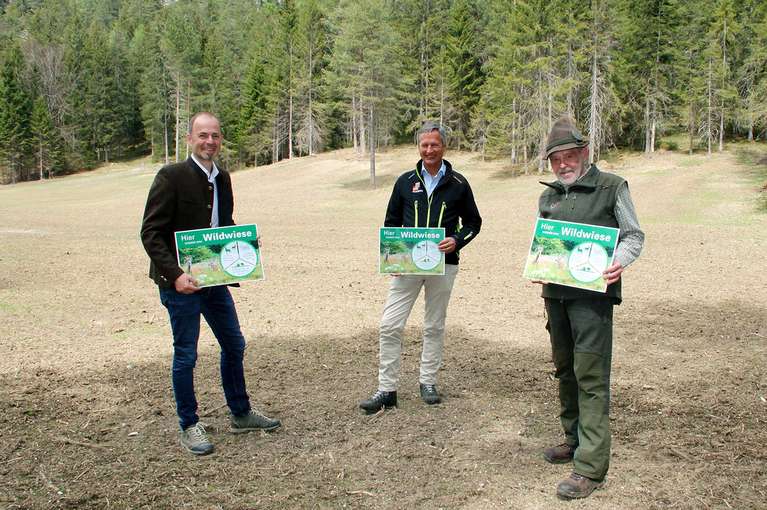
[419,383,442,405]
[180,423,214,455]
[230,409,281,433]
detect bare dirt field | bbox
[0,144,765,509]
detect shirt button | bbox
[207,204,212,209]
[208,186,213,191]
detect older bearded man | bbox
[537,117,644,499]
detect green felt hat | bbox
[545,117,589,158]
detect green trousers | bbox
[545,297,614,481]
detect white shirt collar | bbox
[421,161,446,178]
[191,154,219,180]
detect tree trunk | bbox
[537,70,546,174]
[163,109,169,165]
[420,27,427,119]
[288,93,294,159]
[719,18,727,153]
[588,38,599,164]
[644,95,651,153]
[351,95,358,153]
[369,106,376,187]
[174,73,181,163]
[308,47,314,156]
[359,105,366,155]
[185,79,191,159]
[39,141,44,180]
[650,107,656,153]
[439,71,444,127]
[707,59,713,155]
[511,98,517,165]
[272,118,279,163]
[523,144,529,175]
[688,101,695,155]
[718,99,724,152]
[567,45,574,117]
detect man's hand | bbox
[438,237,457,254]
[603,261,624,286]
[174,273,200,294]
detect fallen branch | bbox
[346,490,376,497]
[39,468,63,495]
[53,436,110,450]
[367,408,386,422]
[200,403,228,417]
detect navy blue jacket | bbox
[384,159,482,265]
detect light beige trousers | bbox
[378,264,459,391]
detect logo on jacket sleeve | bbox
[412,182,423,193]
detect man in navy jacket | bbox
[360,121,482,413]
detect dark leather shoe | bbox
[359,390,397,414]
[543,443,575,464]
[419,383,441,405]
[556,472,605,499]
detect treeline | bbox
[1,0,765,184]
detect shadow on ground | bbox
[0,299,764,508]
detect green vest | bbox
[538,165,624,302]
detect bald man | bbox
[141,112,280,455]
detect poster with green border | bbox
[175,224,264,287]
[379,227,445,275]
[522,218,619,292]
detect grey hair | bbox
[416,121,447,146]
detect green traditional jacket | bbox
[538,164,624,303]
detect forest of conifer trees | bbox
[0,0,765,184]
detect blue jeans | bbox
[159,286,251,430]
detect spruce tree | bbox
[614,0,682,152]
[0,43,33,183]
[737,0,767,141]
[445,0,486,149]
[328,0,408,185]
[30,95,65,179]
[237,58,270,166]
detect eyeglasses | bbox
[549,149,583,167]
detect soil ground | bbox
[0,144,765,509]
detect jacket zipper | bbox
[438,201,446,227]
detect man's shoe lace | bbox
[187,423,208,442]
[367,391,388,400]
[422,384,437,394]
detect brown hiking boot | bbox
[543,443,575,464]
[556,472,605,499]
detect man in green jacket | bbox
[538,117,644,499]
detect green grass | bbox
[523,255,607,292]
[734,144,767,212]
[0,300,19,313]
[190,257,265,286]
[379,254,444,275]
